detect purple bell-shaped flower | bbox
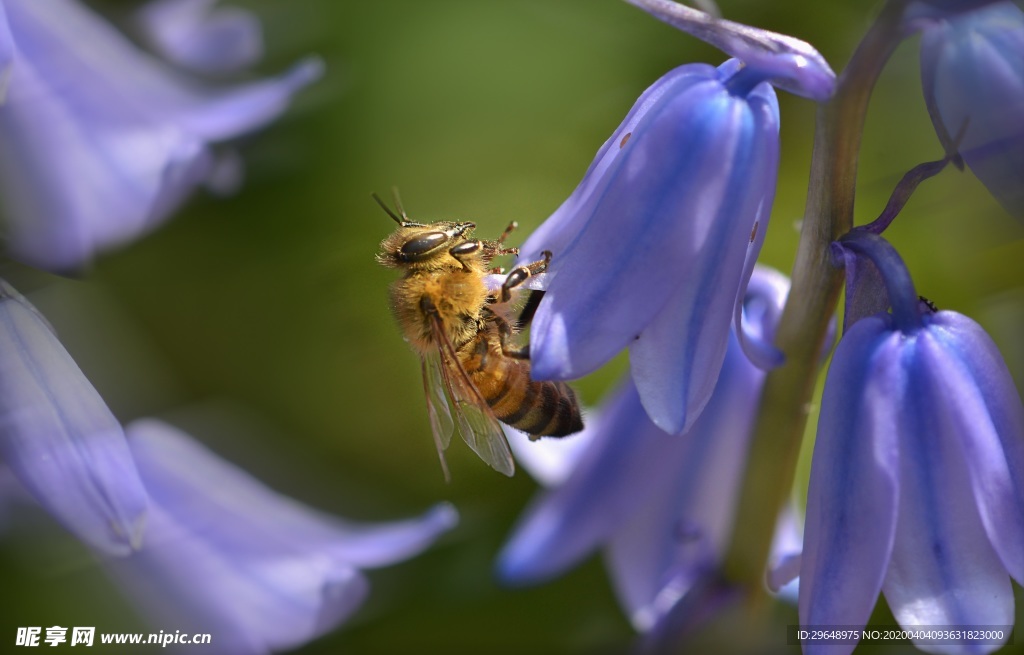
[800,231,1024,655]
[519,59,780,435]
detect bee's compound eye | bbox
[401,232,448,257]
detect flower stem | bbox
[722,0,911,598]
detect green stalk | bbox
[722,0,911,595]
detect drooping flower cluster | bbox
[499,0,1024,651]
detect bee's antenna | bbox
[390,186,411,222]
[372,192,405,225]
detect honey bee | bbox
[375,191,583,478]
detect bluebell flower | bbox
[136,0,262,75]
[918,1,1024,219]
[519,59,780,434]
[499,267,792,631]
[800,233,1024,655]
[107,419,458,655]
[0,279,147,555]
[0,0,322,273]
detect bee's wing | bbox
[421,351,454,482]
[429,314,515,477]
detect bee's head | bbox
[379,221,476,267]
[373,192,475,268]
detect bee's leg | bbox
[516,290,545,329]
[496,221,518,245]
[500,250,552,303]
[493,314,530,360]
[473,330,491,368]
[483,244,519,258]
[482,226,520,259]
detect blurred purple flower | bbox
[919,1,1024,220]
[0,0,322,273]
[499,267,792,631]
[0,279,147,555]
[136,0,262,75]
[800,233,1024,655]
[520,59,780,435]
[109,419,458,655]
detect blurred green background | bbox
[1,0,1022,653]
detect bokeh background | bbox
[1,0,1022,653]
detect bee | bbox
[375,191,583,479]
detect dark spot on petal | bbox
[750,221,759,243]
[620,132,632,148]
[674,519,702,543]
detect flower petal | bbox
[136,0,263,75]
[629,82,778,434]
[881,328,1013,652]
[108,505,369,655]
[800,316,901,655]
[168,57,325,140]
[108,418,458,653]
[0,0,321,271]
[517,68,707,265]
[497,380,672,584]
[925,313,1024,585]
[526,65,717,379]
[5,0,323,141]
[733,199,785,370]
[504,424,595,488]
[0,4,13,100]
[0,281,147,554]
[766,504,803,601]
[0,50,212,271]
[125,419,457,569]
[605,330,765,630]
[529,62,778,386]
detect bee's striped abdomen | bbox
[504,376,583,437]
[468,349,583,438]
